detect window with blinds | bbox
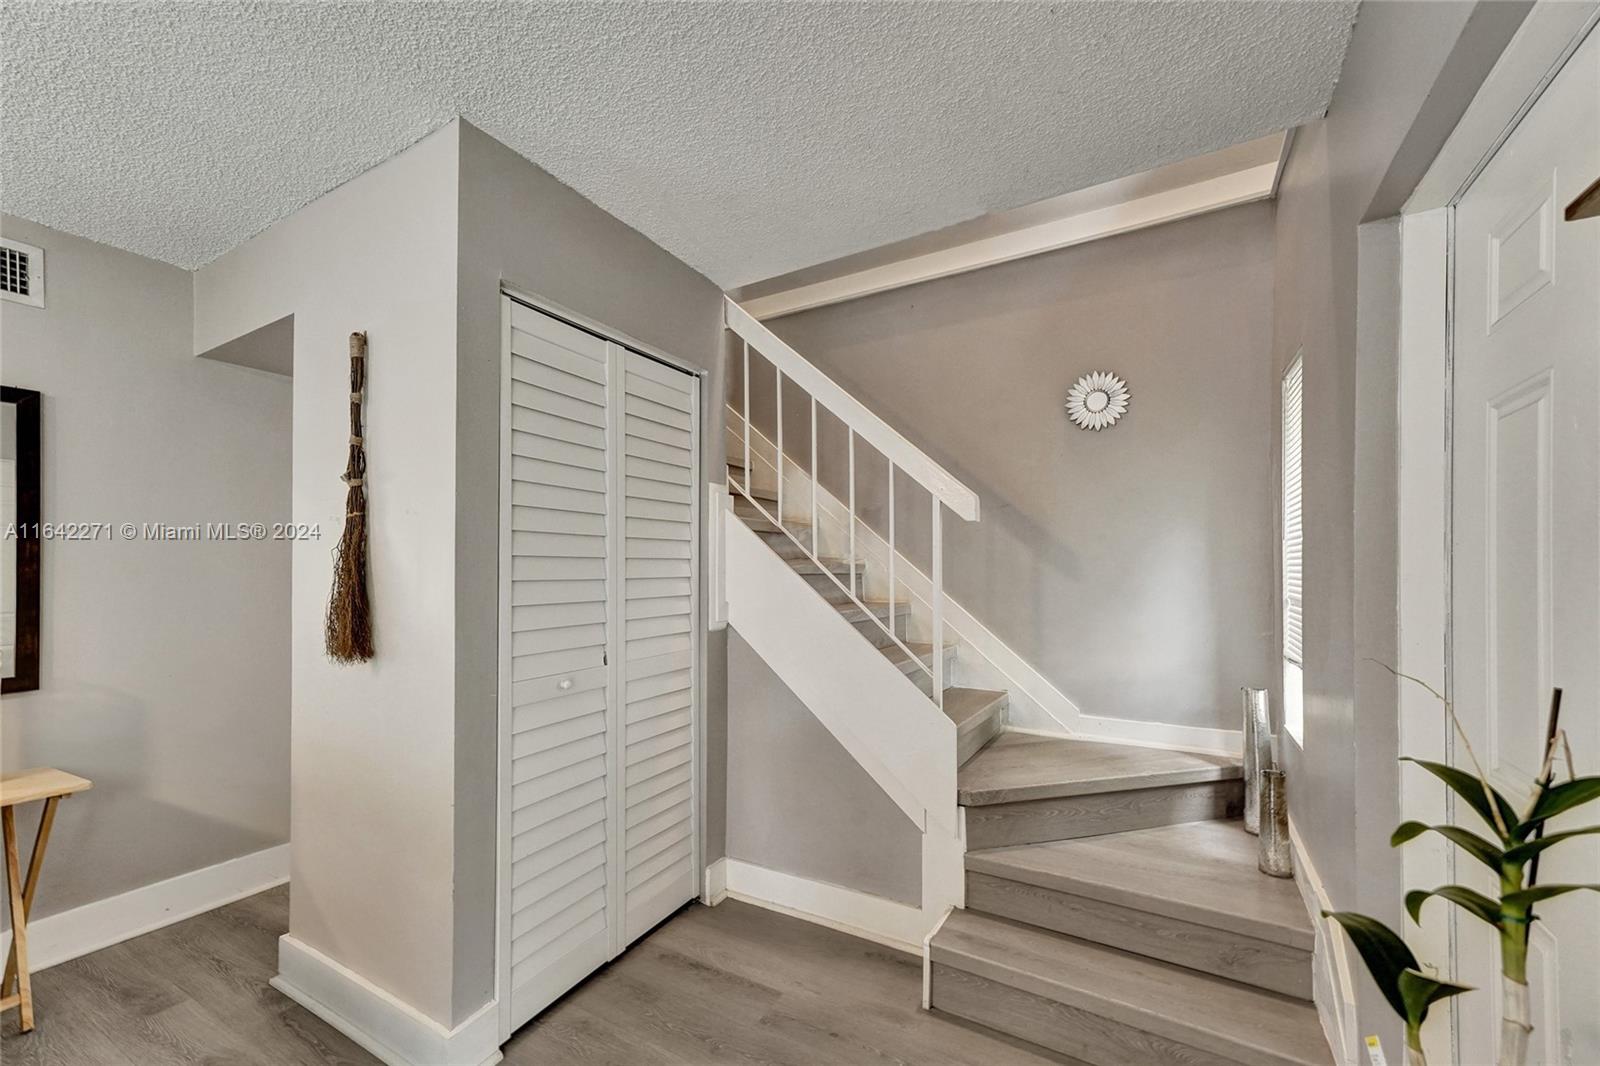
[1281,352,1304,743]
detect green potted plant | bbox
[1327,673,1600,1065]
[1319,910,1469,1066]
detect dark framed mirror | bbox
[2,385,40,692]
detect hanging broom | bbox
[326,331,374,663]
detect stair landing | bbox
[959,733,1244,853]
[958,733,1240,806]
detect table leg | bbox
[2,806,33,1032]
[3,796,58,1000]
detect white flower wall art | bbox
[1065,371,1130,431]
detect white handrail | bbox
[724,297,980,522]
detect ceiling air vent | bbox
[0,238,44,308]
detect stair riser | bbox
[964,872,1312,1000]
[900,650,958,696]
[931,964,1234,1066]
[957,709,1004,768]
[964,780,1243,849]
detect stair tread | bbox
[783,556,860,578]
[958,732,1240,806]
[878,641,954,670]
[966,821,1312,950]
[734,508,810,529]
[747,520,812,537]
[932,910,1330,1066]
[833,600,909,625]
[941,688,1008,734]
[727,468,777,501]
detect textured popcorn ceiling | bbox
[1,2,1355,286]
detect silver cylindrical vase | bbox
[1241,687,1271,834]
[1258,768,1292,878]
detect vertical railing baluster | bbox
[887,466,896,623]
[847,430,856,599]
[742,340,751,497]
[931,500,944,709]
[810,397,819,557]
[775,370,784,524]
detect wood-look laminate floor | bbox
[1,886,1069,1065]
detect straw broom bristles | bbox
[326,331,374,663]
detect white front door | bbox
[1451,25,1599,1064]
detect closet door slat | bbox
[619,355,698,946]
[501,301,699,1031]
[504,306,612,1028]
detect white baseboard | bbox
[0,842,289,973]
[722,858,927,956]
[922,906,954,1010]
[702,856,729,905]
[1289,817,1360,1066]
[1006,722,1242,759]
[273,934,501,1066]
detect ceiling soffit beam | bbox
[744,160,1280,321]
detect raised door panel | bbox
[1451,29,1599,1064]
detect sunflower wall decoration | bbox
[1065,371,1130,431]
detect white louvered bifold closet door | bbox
[504,307,614,1027]
[500,298,700,1038]
[618,354,699,944]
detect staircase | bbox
[730,483,1005,750]
[932,734,1331,1065]
[720,296,1332,1066]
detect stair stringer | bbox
[725,510,964,939]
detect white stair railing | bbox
[724,297,980,709]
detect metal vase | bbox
[1258,769,1293,878]
[1241,687,1271,834]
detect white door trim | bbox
[495,296,514,1042]
[500,283,708,381]
[1397,8,1599,1061]
[1396,207,1456,1065]
[1406,3,1600,214]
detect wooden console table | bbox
[2,768,91,1033]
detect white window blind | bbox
[1282,354,1304,667]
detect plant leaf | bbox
[1503,826,1600,866]
[1500,883,1600,909]
[1406,885,1501,928]
[1390,820,1504,870]
[1401,758,1519,841]
[1525,777,1600,828]
[1323,910,1417,1021]
[1397,968,1474,1029]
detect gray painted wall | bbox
[194,125,465,1025]
[762,203,1278,732]
[455,120,728,1019]
[0,214,291,924]
[187,119,728,1029]
[1267,0,1527,1044]
[725,629,922,905]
